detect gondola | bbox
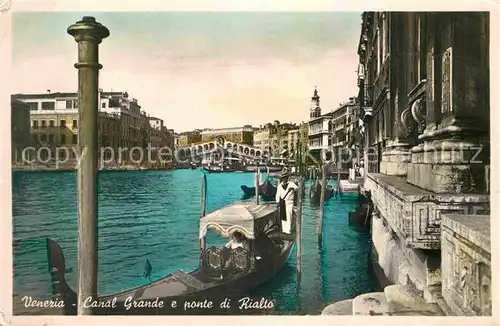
[309,180,335,203]
[45,202,295,315]
[244,165,283,173]
[240,179,277,200]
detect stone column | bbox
[68,16,109,315]
[380,12,411,176]
[406,12,489,193]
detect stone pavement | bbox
[322,284,444,316]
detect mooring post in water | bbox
[317,163,328,246]
[255,169,260,204]
[296,177,304,282]
[337,160,342,194]
[200,173,207,266]
[68,16,109,315]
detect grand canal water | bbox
[12,169,379,314]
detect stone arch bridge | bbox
[176,139,267,160]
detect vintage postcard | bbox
[2,0,498,324]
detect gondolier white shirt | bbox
[275,182,298,204]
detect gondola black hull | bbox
[309,182,334,203]
[240,180,277,200]
[45,237,294,315]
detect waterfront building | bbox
[308,88,333,163]
[98,112,121,162]
[287,128,300,159]
[178,130,201,147]
[253,124,273,151]
[253,121,297,160]
[329,97,361,168]
[148,116,164,149]
[12,91,173,167]
[200,125,254,145]
[173,133,180,148]
[11,99,33,164]
[100,91,143,151]
[356,11,490,315]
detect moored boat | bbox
[45,201,295,315]
[244,165,283,173]
[202,166,240,173]
[309,180,335,203]
[240,179,278,200]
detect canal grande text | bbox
[21,295,275,311]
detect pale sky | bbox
[12,12,361,132]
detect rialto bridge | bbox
[176,138,268,161]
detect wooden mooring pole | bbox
[200,173,207,266]
[317,163,328,246]
[255,169,260,204]
[68,16,109,315]
[296,177,304,282]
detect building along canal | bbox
[12,169,379,314]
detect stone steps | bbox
[321,299,353,315]
[384,285,443,316]
[352,292,390,315]
[321,285,445,316]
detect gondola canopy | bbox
[199,202,277,239]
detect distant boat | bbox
[309,180,334,203]
[244,165,283,173]
[190,162,197,170]
[241,179,277,200]
[202,166,241,173]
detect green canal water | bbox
[12,169,378,314]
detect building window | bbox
[48,134,54,143]
[102,102,106,108]
[73,100,78,108]
[49,120,55,127]
[72,134,78,144]
[41,102,55,110]
[73,120,78,128]
[66,100,72,109]
[41,120,47,128]
[27,102,38,111]
[32,120,38,128]
[60,119,66,127]
[61,134,66,143]
[41,134,47,142]
[33,134,38,142]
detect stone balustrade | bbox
[365,173,489,250]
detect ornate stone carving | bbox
[478,262,491,316]
[366,174,490,250]
[441,214,491,316]
[411,98,426,133]
[441,47,453,113]
[400,107,414,135]
[427,50,435,103]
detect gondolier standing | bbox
[275,168,297,234]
